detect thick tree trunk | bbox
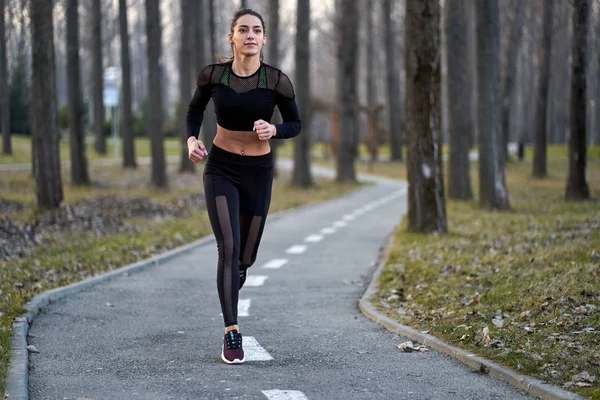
[446,0,473,200]
[202,0,217,152]
[501,0,525,163]
[475,0,510,210]
[565,0,589,200]
[31,0,63,208]
[119,0,136,168]
[1,0,11,155]
[292,0,313,187]
[383,0,403,161]
[405,0,447,234]
[268,0,280,177]
[67,0,90,185]
[336,0,358,182]
[145,0,167,188]
[91,0,106,154]
[179,0,195,173]
[532,0,554,178]
[365,0,377,164]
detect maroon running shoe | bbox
[221,330,245,364]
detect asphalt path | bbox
[25,163,532,400]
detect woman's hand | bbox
[253,119,276,140]
[187,137,208,163]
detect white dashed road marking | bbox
[244,336,274,361]
[238,299,251,317]
[304,234,323,243]
[262,258,288,269]
[245,275,268,287]
[343,214,356,221]
[262,389,309,400]
[285,245,307,254]
[332,221,347,228]
[320,227,336,235]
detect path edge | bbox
[358,234,586,400]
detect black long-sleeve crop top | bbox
[186,61,301,140]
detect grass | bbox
[371,148,600,398]
[0,161,363,396]
[0,134,182,164]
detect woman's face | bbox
[229,14,266,58]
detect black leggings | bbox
[203,144,273,327]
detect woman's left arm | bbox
[272,73,301,139]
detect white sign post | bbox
[103,67,121,160]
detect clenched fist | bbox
[188,137,208,163]
[253,119,276,140]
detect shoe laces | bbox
[225,330,242,350]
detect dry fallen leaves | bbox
[397,341,429,352]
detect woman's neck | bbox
[231,55,261,77]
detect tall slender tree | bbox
[500,0,525,163]
[292,0,313,187]
[405,0,446,233]
[119,0,136,168]
[566,0,590,200]
[146,0,167,187]
[202,0,217,150]
[336,0,359,182]
[67,0,90,185]
[31,0,63,208]
[383,0,403,161]
[446,0,473,200]
[532,0,554,178]
[179,0,194,173]
[0,0,10,155]
[268,0,280,176]
[475,0,510,210]
[91,0,106,154]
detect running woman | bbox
[186,8,301,364]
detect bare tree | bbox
[202,0,217,151]
[383,0,403,161]
[119,0,136,168]
[179,0,194,173]
[292,0,313,187]
[146,0,167,188]
[566,0,590,200]
[475,0,510,210]
[90,0,106,154]
[405,0,446,233]
[31,0,63,208]
[336,0,358,182]
[0,0,10,155]
[532,0,554,178]
[446,0,473,200]
[268,0,280,176]
[501,0,525,163]
[67,0,90,185]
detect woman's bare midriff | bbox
[212,123,271,156]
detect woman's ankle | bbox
[225,325,239,334]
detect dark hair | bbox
[219,8,266,63]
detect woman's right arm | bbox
[186,65,214,141]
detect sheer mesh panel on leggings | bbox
[240,216,263,268]
[215,195,239,325]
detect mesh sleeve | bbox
[186,65,214,139]
[275,72,296,100]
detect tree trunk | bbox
[119,0,136,168]
[1,0,11,155]
[145,0,167,188]
[501,0,525,163]
[31,0,63,208]
[466,0,478,149]
[179,0,195,173]
[268,0,280,177]
[532,0,554,178]
[446,0,473,200]
[476,0,510,210]
[202,0,217,152]
[565,0,589,200]
[405,0,447,233]
[292,0,313,187]
[240,0,247,8]
[336,0,358,182]
[67,0,90,185]
[365,0,376,164]
[91,0,106,154]
[383,0,403,161]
